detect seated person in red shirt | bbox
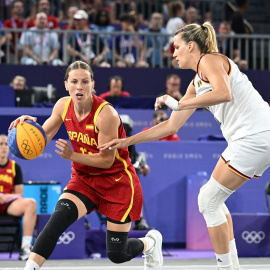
[99,76,131,101]
[28,0,59,29]
[142,110,180,141]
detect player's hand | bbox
[55,139,73,159]
[8,115,37,131]
[154,95,168,110]
[98,138,127,151]
[140,164,150,176]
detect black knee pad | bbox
[106,230,144,264]
[32,199,78,259]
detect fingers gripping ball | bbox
[7,120,47,160]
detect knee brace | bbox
[106,230,144,264]
[221,203,230,215]
[32,198,78,259]
[198,177,234,227]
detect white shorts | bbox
[221,131,270,179]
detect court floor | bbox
[1,257,270,270]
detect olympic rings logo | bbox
[242,231,265,244]
[57,231,75,245]
[21,139,33,155]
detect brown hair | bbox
[65,61,94,81]
[175,22,218,54]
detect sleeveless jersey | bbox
[194,53,270,143]
[0,159,16,194]
[62,94,133,175]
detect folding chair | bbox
[0,216,21,258]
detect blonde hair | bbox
[175,22,218,54]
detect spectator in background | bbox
[166,1,185,37]
[0,21,7,63]
[231,0,253,68]
[3,0,31,62]
[218,21,247,70]
[159,74,183,110]
[0,134,37,261]
[109,0,136,23]
[112,13,148,68]
[67,10,109,67]
[61,4,78,30]
[20,12,63,66]
[184,6,200,24]
[142,110,180,141]
[28,0,59,29]
[231,0,253,34]
[141,13,168,68]
[136,0,163,26]
[99,75,130,101]
[90,9,115,63]
[10,75,27,90]
[164,1,185,68]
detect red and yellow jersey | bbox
[0,159,16,194]
[62,94,133,175]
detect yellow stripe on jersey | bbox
[86,125,94,130]
[11,160,16,177]
[115,150,134,222]
[62,97,72,121]
[93,102,108,133]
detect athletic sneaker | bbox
[143,230,163,270]
[19,245,31,261]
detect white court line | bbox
[1,266,270,270]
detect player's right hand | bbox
[8,115,37,131]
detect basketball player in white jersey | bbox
[99,22,270,270]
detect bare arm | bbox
[177,54,232,111]
[98,82,196,150]
[55,105,121,169]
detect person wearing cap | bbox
[67,10,109,67]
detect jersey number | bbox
[80,147,92,155]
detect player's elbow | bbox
[100,157,114,169]
[223,87,232,102]
[224,92,232,102]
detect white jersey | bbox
[194,54,270,143]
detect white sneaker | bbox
[143,230,163,270]
[19,245,31,261]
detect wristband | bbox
[165,96,179,111]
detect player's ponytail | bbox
[175,22,218,54]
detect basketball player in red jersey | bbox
[0,134,37,261]
[9,61,163,270]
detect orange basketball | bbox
[7,120,47,160]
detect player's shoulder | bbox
[52,96,71,115]
[200,53,227,65]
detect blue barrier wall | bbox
[1,65,270,102]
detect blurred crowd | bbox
[0,0,256,69]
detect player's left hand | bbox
[55,139,73,160]
[154,95,168,110]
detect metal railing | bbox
[0,28,270,70]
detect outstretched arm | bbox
[98,82,197,150]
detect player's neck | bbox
[0,157,8,166]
